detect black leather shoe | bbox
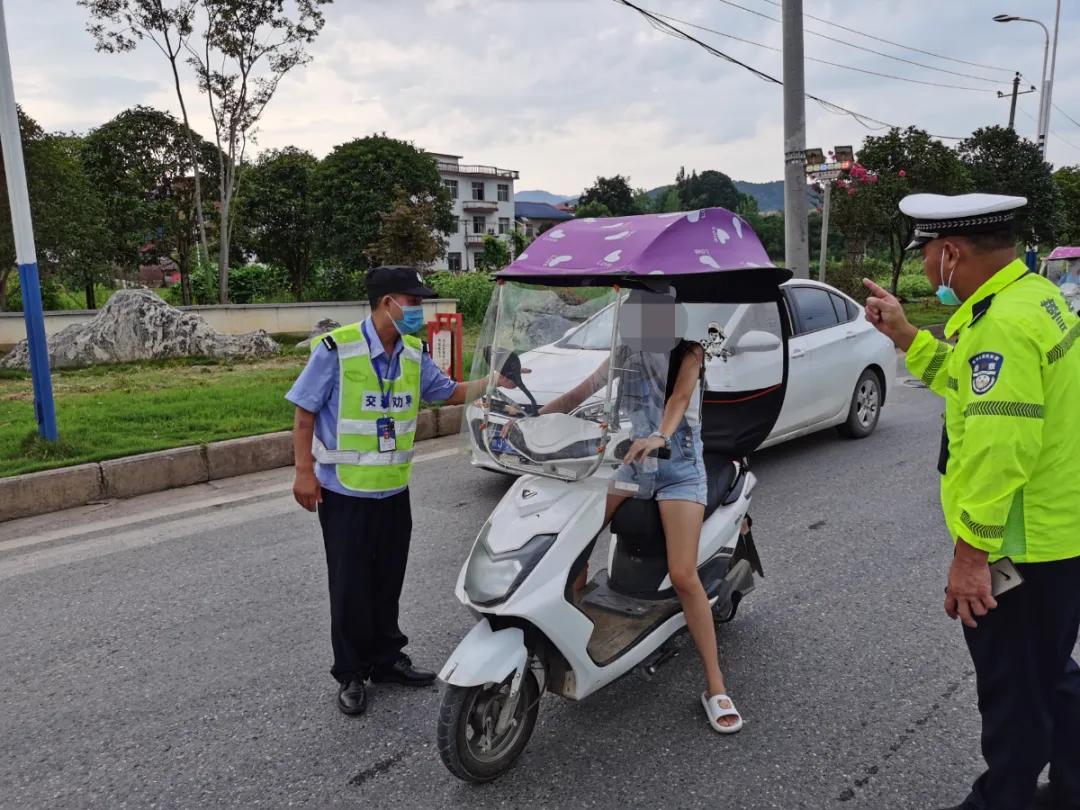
[370,655,436,687]
[337,677,368,716]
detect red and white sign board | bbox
[426,313,464,382]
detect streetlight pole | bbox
[1042,0,1062,158]
[0,0,57,441]
[782,0,810,278]
[994,12,1050,154]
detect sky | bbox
[7,0,1080,195]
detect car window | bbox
[829,293,857,323]
[790,287,840,334]
[557,304,615,350]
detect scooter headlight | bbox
[464,525,557,607]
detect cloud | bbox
[6,0,1079,194]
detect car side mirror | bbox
[733,330,782,354]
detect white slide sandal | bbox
[701,692,744,734]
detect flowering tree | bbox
[827,162,889,296]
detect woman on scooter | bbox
[527,291,743,734]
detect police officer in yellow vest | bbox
[287,266,508,716]
[864,194,1080,810]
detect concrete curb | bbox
[1,406,469,524]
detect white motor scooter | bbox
[436,256,787,782]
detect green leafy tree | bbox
[574,200,613,219]
[314,135,453,275]
[81,105,219,305]
[79,0,213,268]
[578,175,637,216]
[847,127,972,292]
[187,0,332,303]
[632,187,655,215]
[364,186,449,271]
[675,168,740,211]
[235,146,317,300]
[957,126,1061,247]
[0,111,110,311]
[1053,166,1080,245]
[474,234,511,274]
[656,186,682,213]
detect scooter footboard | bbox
[439,619,527,687]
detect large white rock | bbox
[0,289,279,369]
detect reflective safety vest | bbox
[906,259,1080,563]
[311,323,423,493]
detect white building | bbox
[428,152,519,272]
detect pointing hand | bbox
[863,278,918,351]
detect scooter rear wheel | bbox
[437,670,541,783]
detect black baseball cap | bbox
[367,265,437,300]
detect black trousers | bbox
[317,488,413,683]
[962,554,1080,810]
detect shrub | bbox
[896,273,933,300]
[427,270,495,324]
[228,263,290,304]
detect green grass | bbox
[0,355,308,477]
[0,324,485,478]
[904,299,953,328]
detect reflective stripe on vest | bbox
[316,323,423,494]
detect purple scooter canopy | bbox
[499,207,792,302]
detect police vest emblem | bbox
[969,352,1004,395]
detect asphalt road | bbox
[1,376,1065,809]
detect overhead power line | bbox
[753,0,1015,75]
[1018,105,1080,153]
[615,0,966,140]
[712,0,1009,86]
[1052,103,1080,132]
[655,12,997,93]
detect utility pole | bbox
[782,0,810,278]
[817,182,831,285]
[997,72,1036,130]
[0,0,57,441]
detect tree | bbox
[656,186,682,213]
[849,127,972,292]
[632,187,654,215]
[186,0,332,303]
[574,200,613,219]
[364,187,449,271]
[0,110,109,311]
[313,134,453,274]
[957,126,1061,247]
[81,106,219,305]
[79,0,213,269]
[1053,166,1080,245]
[578,175,638,216]
[235,146,317,299]
[675,167,740,211]
[474,234,511,274]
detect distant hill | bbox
[517,180,791,213]
[734,181,785,213]
[514,189,573,205]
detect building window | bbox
[498,217,510,235]
[444,178,458,199]
[473,215,486,234]
[448,252,462,272]
[497,183,510,202]
[471,181,485,201]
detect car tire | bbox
[838,369,881,439]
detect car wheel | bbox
[838,369,881,439]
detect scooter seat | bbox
[610,455,740,554]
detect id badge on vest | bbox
[377,416,397,453]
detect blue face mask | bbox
[390,299,426,335]
[936,250,962,307]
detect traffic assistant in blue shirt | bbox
[286,266,512,717]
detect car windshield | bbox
[557,303,616,350]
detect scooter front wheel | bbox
[437,670,541,783]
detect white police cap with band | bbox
[900,193,1027,251]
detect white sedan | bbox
[468,279,895,469]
